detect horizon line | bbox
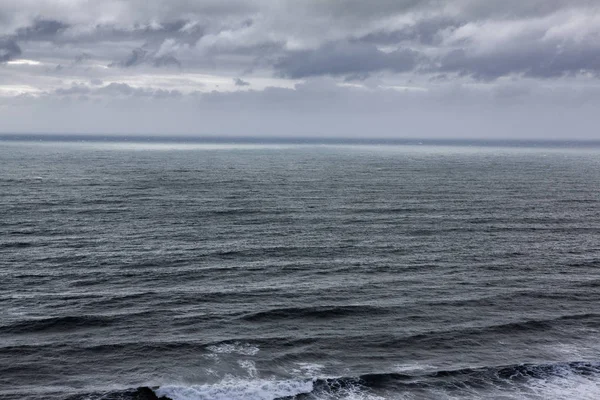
[2,133,600,148]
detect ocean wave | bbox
[0,315,117,334]
[241,305,388,322]
[149,361,600,400]
[206,342,260,356]
[349,361,600,399]
[12,361,600,400]
[371,313,600,348]
[0,241,35,249]
[421,290,600,308]
[156,378,314,400]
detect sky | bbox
[1,0,599,139]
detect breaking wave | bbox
[96,361,600,400]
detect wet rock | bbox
[133,387,172,400]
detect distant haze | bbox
[1,0,599,139]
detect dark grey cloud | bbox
[153,54,181,68]
[453,0,592,20]
[3,0,599,80]
[234,77,250,86]
[357,17,461,46]
[275,42,420,78]
[1,0,600,139]
[117,48,148,67]
[302,0,432,20]
[7,18,201,45]
[74,53,92,64]
[74,20,203,46]
[439,41,600,80]
[111,47,181,68]
[14,19,68,41]
[0,38,21,62]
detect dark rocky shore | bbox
[134,387,172,400]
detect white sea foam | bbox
[393,362,437,374]
[238,360,258,378]
[291,362,325,377]
[422,378,600,400]
[156,378,313,400]
[184,372,598,400]
[510,366,600,400]
[155,377,391,400]
[313,385,387,400]
[206,342,260,356]
[416,365,600,400]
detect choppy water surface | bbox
[1,141,600,399]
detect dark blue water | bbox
[2,141,600,399]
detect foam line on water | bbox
[155,378,314,400]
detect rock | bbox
[133,387,172,400]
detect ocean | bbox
[1,139,600,399]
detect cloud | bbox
[5,78,600,139]
[275,41,420,78]
[52,82,183,99]
[2,1,600,80]
[14,19,68,41]
[69,20,203,46]
[438,42,600,80]
[54,84,91,96]
[97,82,181,98]
[117,48,149,67]
[233,77,249,86]
[74,52,92,64]
[111,47,181,68]
[358,17,461,46]
[0,38,21,62]
[436,11,600,79]
[153,54,181,68]
[1,0,600,138]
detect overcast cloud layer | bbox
[1,0,599,139]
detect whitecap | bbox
[206,342,259,356]
[156,378,313,400]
